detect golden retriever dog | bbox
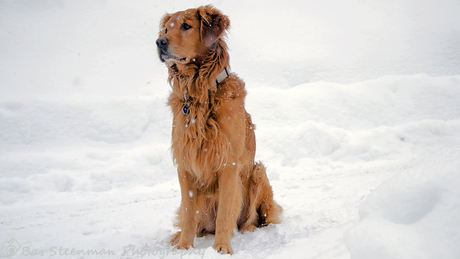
[156,5,282,254]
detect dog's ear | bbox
[197,5,230,47]
[159,13,172,34]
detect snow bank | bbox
[249,74,460,170]
[0,98,173,203]
[344,148,460,259]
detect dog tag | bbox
[182,104,190,115]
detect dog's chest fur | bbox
[168,75,247,187]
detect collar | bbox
[182,66,231,116]
[213,66,231,86]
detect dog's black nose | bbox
[156,37,169,48]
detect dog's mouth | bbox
[158,49,188,63]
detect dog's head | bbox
[156,5,229,68]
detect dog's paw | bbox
[240,224,257,234]
[173,242,193,251]
[213,243,233,254]
[169,231,181,246]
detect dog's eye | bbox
[164,28,168,34]
[181,23,192,30]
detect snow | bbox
[1,0,460,258]
[344,148,460,259]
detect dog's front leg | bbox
[173,169,197,250]
[213,164,241,254]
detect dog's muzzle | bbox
[156,37,171,62]
[156,37,188,63]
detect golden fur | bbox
[156,5,282,254]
